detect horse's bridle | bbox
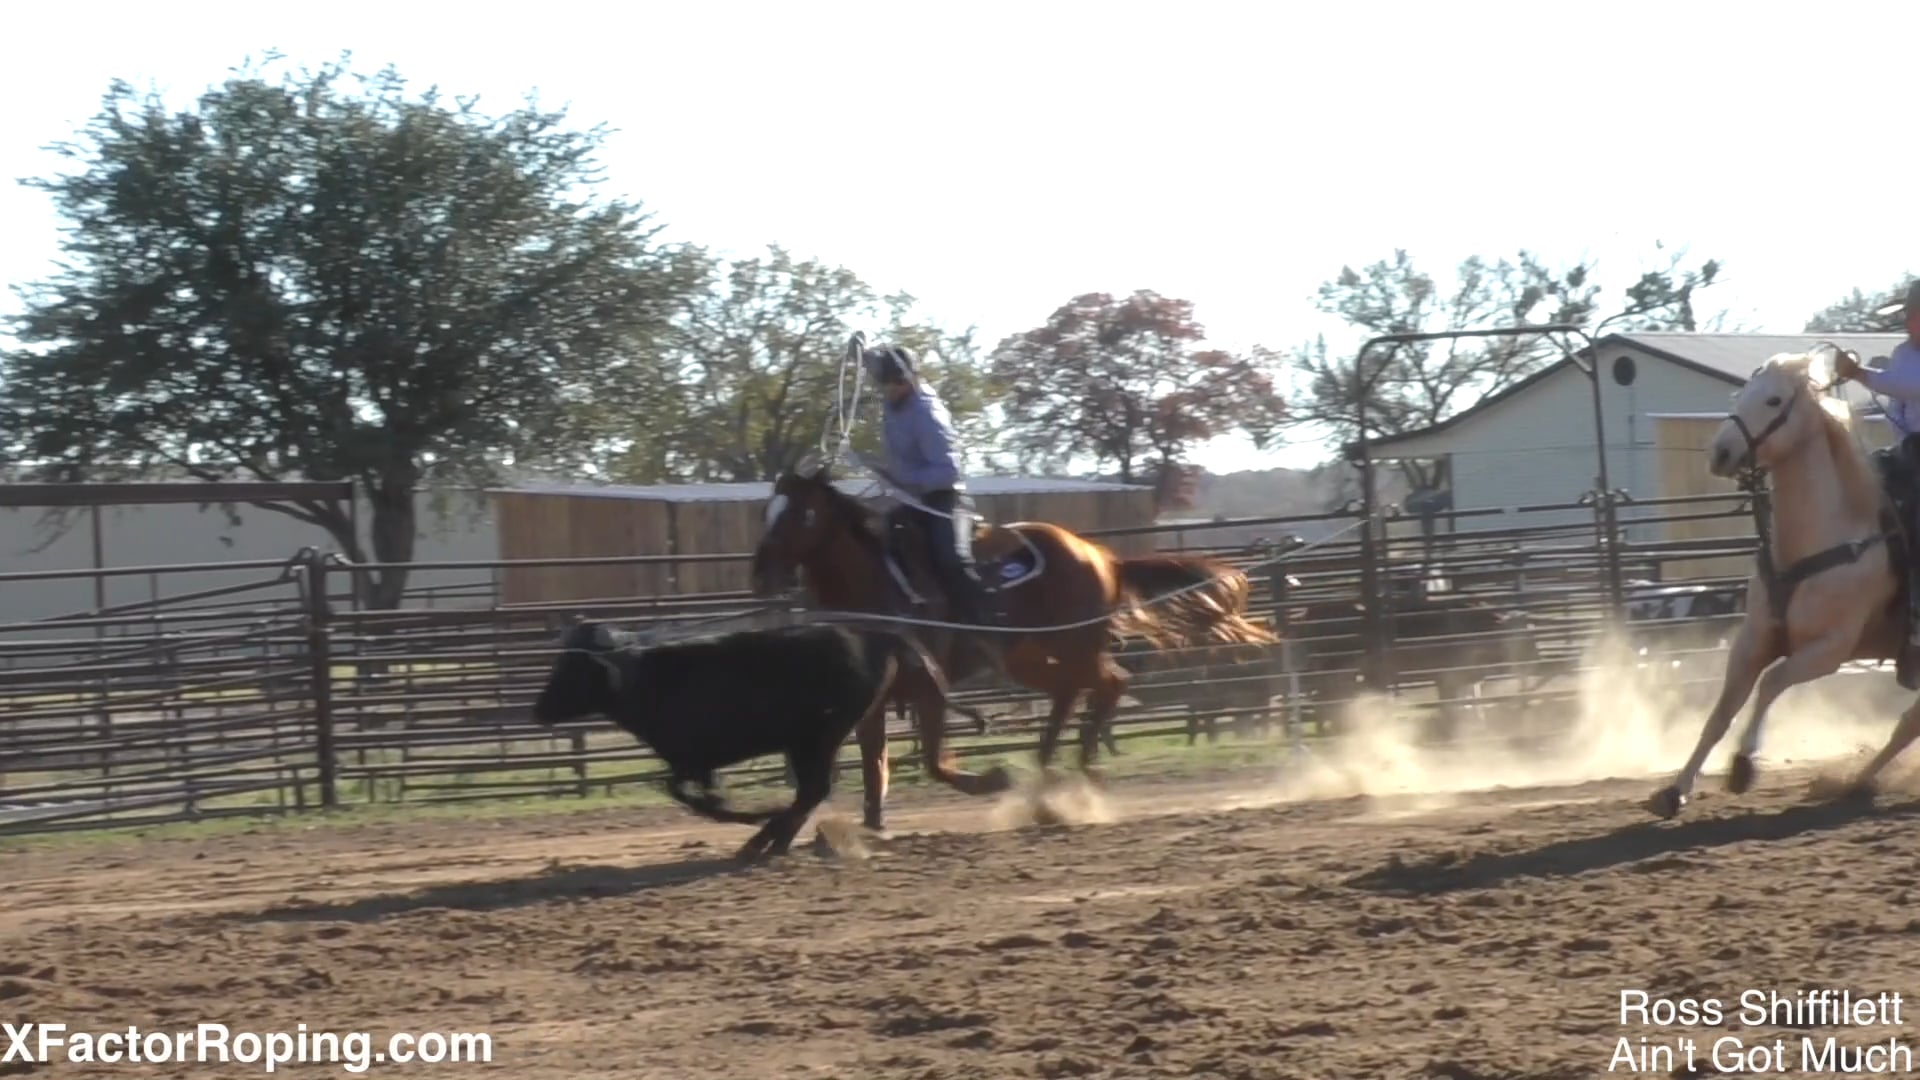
[1723,381,1801,474]
[1724,353,1893,624]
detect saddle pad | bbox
[990,548,1040,586]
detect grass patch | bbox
[0,719,1313,851]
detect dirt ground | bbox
[9,739,1920,1080]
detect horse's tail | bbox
[1111,555,1280,650]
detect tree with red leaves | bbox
[987,291,1286,504]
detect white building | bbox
[0,489,500,626]
[1359,331,1906,537]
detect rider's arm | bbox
[900,402,962,493]
[1855,347,1920,401]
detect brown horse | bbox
[749,460,1278,831]
[1649,346,1915,819]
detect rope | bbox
[829,331,871,460]
[554,601,791,653]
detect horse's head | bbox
[1709,347,1852,478]
[750,453,854,597]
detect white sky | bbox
[2,0,1915,473]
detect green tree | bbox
[1805,278,1912,332]
[0,54,700,606]
[986,290,1286,492]
[594,245,997,484]
[1287,245,1722,491]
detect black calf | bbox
[533,619,939,859]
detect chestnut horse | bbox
[1649,346,1917,819]
[749,459,1277,831]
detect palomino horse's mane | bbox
[1766,350,1882,523]
[1817,398,1884,523]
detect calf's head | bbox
[533,619,644,725]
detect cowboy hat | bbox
[1874,280,1920,319]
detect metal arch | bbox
[1346,323,1620,693]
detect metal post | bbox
[87,503,113,776]
[344,486,368,610]
[1579,357,1627,619]
[89,504,107,615]
[301,549,339,809]
[1351,351,1391,695]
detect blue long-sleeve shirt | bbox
[880,386,965,495]
[1856,341,1920,437]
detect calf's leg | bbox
[741,670,901,861]
[738,737,852,862]
[667,772,779,826]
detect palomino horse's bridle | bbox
[1726,347,1893,624]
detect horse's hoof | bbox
[1647,786,1687,820]
[1810,774,1877,806]
[1029,798,1067,828]
[1842,782,1879,809]
[862,809,886,833]
[1726,754,1756,795]
[982,764,1015,793]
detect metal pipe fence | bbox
[0,491,1782,837]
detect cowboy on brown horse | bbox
[860,342,999,637]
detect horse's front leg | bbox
[1724,626,1855,795]
[1648,619,1780,819]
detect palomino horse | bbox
[1649,346,1914,819]
[749,458,1278,831]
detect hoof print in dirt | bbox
[874,1009,993,1038]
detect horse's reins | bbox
[1728,351,1894,623]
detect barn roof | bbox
[1360,330,1906,454]
[1615,331,1905,384]
[493,474,1151,502]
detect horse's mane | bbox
[794,467,888,558]
[1768,350,1884,522]
[1814,395,1883,522]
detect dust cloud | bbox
[988,771,1119,830]
[1231,629,1912,815]
[809,813,875,860]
